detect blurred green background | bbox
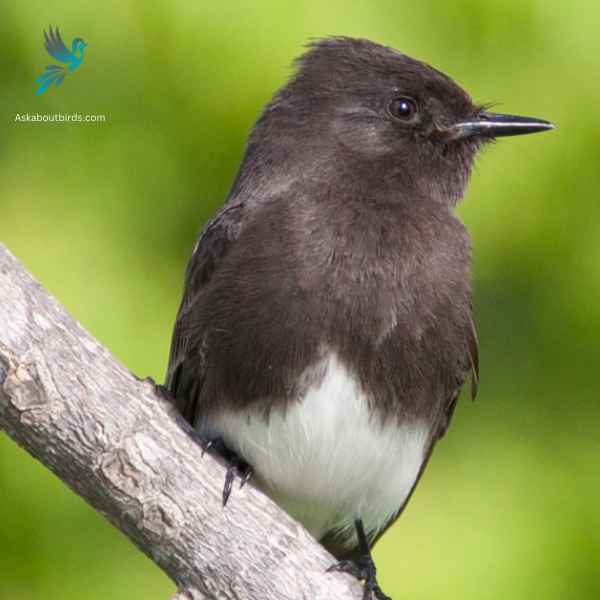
[1,1,598,598]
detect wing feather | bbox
[44,26,73,63]
[342,312,480,560]
[165,202,244,425]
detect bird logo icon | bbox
[35,26,87,96]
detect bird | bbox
[165,37,553,599]
[35,26,87,96]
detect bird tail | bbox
[35,64,66,96]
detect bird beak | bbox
[449,111,555,140]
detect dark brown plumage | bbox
[166,37,552,599]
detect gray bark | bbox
[0,244,362,600]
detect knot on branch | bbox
[99,435,185,541]
[0,352,48,417]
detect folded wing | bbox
[166,202,245,425]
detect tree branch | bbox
[0,244,361,600]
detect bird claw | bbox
[199,436,253,507]
[327,554,391,600]
[200,438,214,457]
[222,454,253,507]
[239,467,253,489]
[326,559,361,578]
[137,386,255,506]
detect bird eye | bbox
[389,97,418,120]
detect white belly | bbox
[208,353,431,549]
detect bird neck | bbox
[231,128,472,212]
[72,47,85,62]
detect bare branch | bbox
[0,244,361,600]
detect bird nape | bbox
[165,36,554,600]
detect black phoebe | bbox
[166,37,553,599]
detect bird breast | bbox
[208,351,432,548]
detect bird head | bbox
[250,37,553,206]
[72,38,87,56]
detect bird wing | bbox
[165,202,244,425]
[43,27,74,63]
[322,309,480,562]
[359,312,480,557]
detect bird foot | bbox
[200,437,253,507]
[137,381,254,507]
[327,554,391,600]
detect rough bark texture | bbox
[0,244,362,600]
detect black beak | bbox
[450,111,555,140]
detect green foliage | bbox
[0,1,598,598]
